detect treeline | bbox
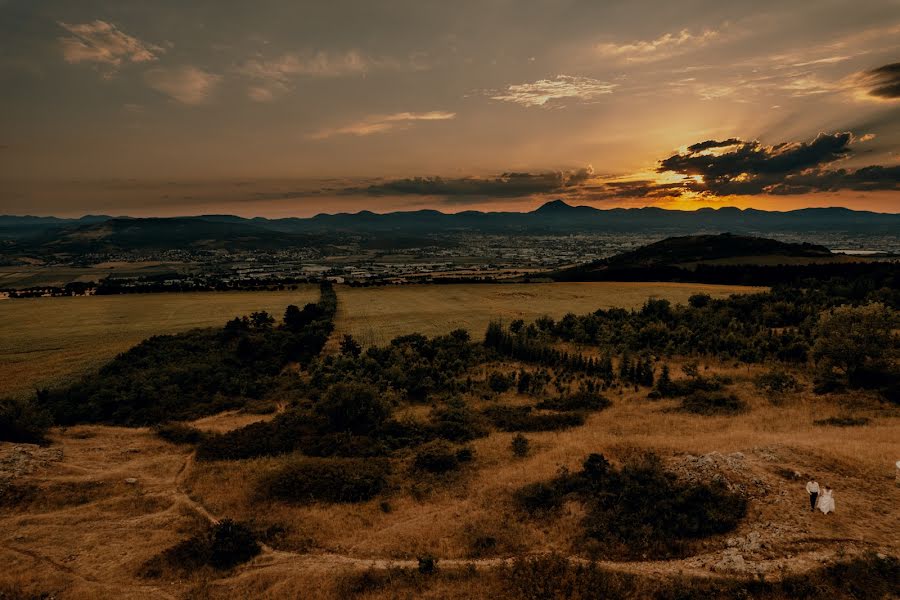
[38,283,337,425]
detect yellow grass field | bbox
[332,282,763,347]
[0,288,319,397]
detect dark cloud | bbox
[686,138,742,152]
[649,132,900,196]
[357,168,593,199]
[658,132,853,189]
[766,165,900,195]
[853,62,900,100]
[586,133,898,200]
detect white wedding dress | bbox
[818,489,835,514]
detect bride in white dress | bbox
[818,486,835,514]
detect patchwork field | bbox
[0,283,760,397]
[0,262,198,289]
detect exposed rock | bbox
[0,444,63,479]
[124,477,138,485]
[714,549,749,574]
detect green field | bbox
[0,282,762,397]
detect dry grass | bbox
[331,282,762,347]
[1,365,897,598]
[0,287,318,397]
[182,363,899,562]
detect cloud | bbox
[659,132,854,184]
[235,50,428,101]
[144,66,221,105]
[595,28,721,63]
[650,132,898,196]
[58,21,161,68]
[489,75,615,107]
[849,62,900,100]
[575,133,898,201]
[356,167,595,200]
[308,111,456,139]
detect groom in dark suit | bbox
[806,477,820,512]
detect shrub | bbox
[140,519,260,577]
[536,391,611,412]
[316,382,390,435]
[515,481,566,514]
[813,416,870,427]
[429,399,489,442]
[154,422,205,445]
[516,453,746,559]
[414,440,462,473]
[0,397,51,444]
[259,457,389,503]
[754,368,801,396]
[488,372,513,393]
[510,433,530,457]
[417,555,438,575]
[483,405,584,432]
[679,391,747,416]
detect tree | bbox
[812,303,897,386]
[249,311,275,330]
[656,364,673,396]
[316,383,389,434]
[0,396,51,443]
[339,334,362,358]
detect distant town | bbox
[2,229,897,298]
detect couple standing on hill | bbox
[806,478,835,514]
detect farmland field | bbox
[1,282,762,397]
[332,281,763,346]
[0,287,319,397]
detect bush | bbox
[414,440,461,473]
[140,519,260,577]
[0,397,51,444]
[429,399,489,442]
[316,382,390,435]
[754,368,801,396]
[417,555,438,575]
[515,481,567,514]
[510,433,530,457]
[516,453,746,559]
[536,391,611,412]
[679,391,747,416]
[154,422,205,445]
[488,372,513,393]
[484,405,585,432]
[259,457,389,503]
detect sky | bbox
[1,0,898,217]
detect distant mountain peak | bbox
[534,199,575,213]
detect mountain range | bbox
[1,201,898,255]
